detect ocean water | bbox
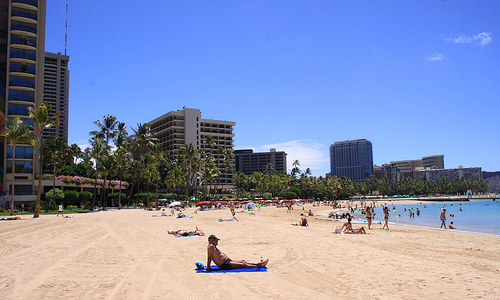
[360,200,499,236]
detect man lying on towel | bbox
[206,235,269,271]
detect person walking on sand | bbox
[206,235,268,271]
[230,202,235,216]
[57,203,64,217]
[440,208,447,229]
[382,206,390,230]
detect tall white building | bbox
[43,52,69,141]
[148,108,236,188]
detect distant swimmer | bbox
[459,207,463,212]
[416,208,420,216]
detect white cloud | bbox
[443,32,492,46]
[426,52,444,62]
[474,32,492,46]
[243,139,330,176]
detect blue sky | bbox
[44,0,500,176]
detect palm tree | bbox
[165,166,185,201]
[131,123,157,157]
[178,144,202,201]
[99,152,116,209]
[44,137,69,210]
[89,137,107,209]
[90,114,118,146]
[113,147,130,209]
[29,103,61,218]
[2,118,36,216]
[113,122,128,148]
[68,143,83,164]
[151,144,169,209]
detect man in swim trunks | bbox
[206,235,269,271]
[440,208,447,229]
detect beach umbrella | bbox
[169,201,182,207]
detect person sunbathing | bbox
[1,216,22,221]
[291,217,308,226]
[168,226,204,236]
[218,216,238,222]
[341,218,366,234]
[206,235,268,271]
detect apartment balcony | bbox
[12,0,38,9]
[11,21,37,35]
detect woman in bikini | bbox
[382,207,390,230]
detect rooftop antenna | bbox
[64,3,68,55]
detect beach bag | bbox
[335,227,342,234]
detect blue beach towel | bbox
[195,262,267,273]
[174,234,205,237]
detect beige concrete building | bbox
[42,52,69,141]
[148,108,236,189]
[1,0,46,204]
[414,166,482,184]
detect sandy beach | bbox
[1,204,499,299]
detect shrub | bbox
[67,205,78,210]
[78,191,93,202]
[108,192,127,200]
[64,190,80,202]
[46,188,65,201]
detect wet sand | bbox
[1,204,499,299]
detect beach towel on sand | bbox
[173,234,204,237]
[195,263,267,273]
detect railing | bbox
[8,91,34,102]
[8,106,31,116]
[9,78,35,88]
[11,35,36,47]
[12,0,38,8]
[10,49,36,60]
[11,8,37,21]
[9,63,36,74]
[10,22,37,34]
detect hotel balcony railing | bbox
[9,64,35,75]
[12,0,38,8]
[11,22,37,34]
[9,78,35,88]
[10,49,36,60]
[11,9,37,21]
[8,107,31,116]
[8,93,34,102]
[11,35,36,47]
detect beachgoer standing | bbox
[57,204,64,217]
[440,208,447,229]
[365,207,372,229]
[382,207,390,230]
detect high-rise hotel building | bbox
[330,139,373,182]
[148,108,236,189]
[1,0,46,198]
[43,52,69,141]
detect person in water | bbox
[206,235,269,270]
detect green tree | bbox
[90,114,118,146]
[1,117,36,215]
[29,103,62,218]
[44,137,70,209]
